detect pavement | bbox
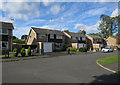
[2,51,119,83]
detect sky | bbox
[0,0,119,39]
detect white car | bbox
[102,46,114,53]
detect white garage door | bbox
[78,44,84,48]
[43,42,52,52]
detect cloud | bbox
[50,5,63,15]
[13,26,31,38]
[111,8,119,17]
[85,7,106,16]
[74,21,101,33]
[62,27,69,31]
[1,2,40,21]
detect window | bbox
[2,41,8,49]
[72,37,76,40]
[56,35,62,39]
[55,43,62,49]
[39,34,46,38]
[82,37,86,41]
[2,29,8,35]
[50,34,54,39]
[78,37,81,40]
[0,29,2,34]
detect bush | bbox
[27,46,31,56]
[68,47,77,51]
[20,48,26,57]
[62,44,72,51]
[79,47,87,52]
[13,48,18,57]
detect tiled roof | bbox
[87,34,102,39]
[31,27,64,35]
[0,22,14,29]
[66,32,86,37]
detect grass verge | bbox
[97,56,119,65]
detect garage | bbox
[43,42,52,52]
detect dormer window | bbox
[56,35,62,39]
[39,34,46,38]
[72,37,77,40]
[50,34,54,39]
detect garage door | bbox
[78,44,84,48]
[43,42,52,52]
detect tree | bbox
[98,14,118,38]
[12,36,18,40]
[63,30,69,33]
[20,48,26,57]
[78,30,86,35]
[27,46,31,56]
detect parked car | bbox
[102,46,114,53]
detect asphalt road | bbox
[2,51,119,83]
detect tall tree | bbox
[78,30,86,35]
[98,14,118,38]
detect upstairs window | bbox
[1,29,8,35]
[72,37,77,40]
[39,34,46,38]
[50,34,54,39]
[82,37,86,41]
[78,37,81,40]
[56,35,62,39]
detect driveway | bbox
[2,51,119,83]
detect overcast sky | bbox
[0,0,119,38]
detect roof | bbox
[106,35,117,40]
[87,34,102,39]
[31,27,64,35]
[65,32,86,37]
[0,22,14,29]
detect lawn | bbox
[97,56,119,65]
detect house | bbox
[63,32,87,49]
[105,36,120,49]
[86,34,105,51]
[0,22,14,53]
[27,27,65,53]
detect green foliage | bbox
[20,48,26,57]
[13,40,25,44]
[13,48,18,57]
[79,47,87,52]
[78,30,86,35]
[68,47,77,51]
[98,14,118,38]
[63,30,69,33]
[63,44,72,51]
[27,46,31,56]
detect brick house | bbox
[0,22,14,53]
[27,27,65,53]
[86,34,105,51]
[63,32,87,49]
[105,36,120,49]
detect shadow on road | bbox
[90,71,120,83]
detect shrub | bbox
[13,48,18,57]
[68,47,77,51]
[20,48,26,57]
[62,44,72,51]
[27,46,31,56]
[79,47,87,52]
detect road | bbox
[2,51,119,83]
